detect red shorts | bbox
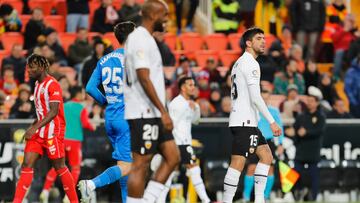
[64,139,82,166]
[24,133,65,160]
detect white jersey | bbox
[169,95,200,145]
[229,52,261,127]
[124,26,166,119]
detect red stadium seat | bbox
[219,50,241,68]
[2,0,23,13]
[173,50,190,66]
[19,15,31,33]
[204,33,228,52]
[179,32,203,53]
[1,32,24,51]
[29,0,53,15]
[112,0,122,10]
[103,32,121,49]
[54,0,67,17]
[0,50,10,68]
[228,33,242,51]
[44,15,65,33]
[195,50,219,68]
[58,33,77,54]
[163,33,177,51]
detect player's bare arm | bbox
[136,68,173,132]
[24,102,59,140]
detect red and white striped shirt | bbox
[33,76,65,139]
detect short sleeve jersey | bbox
[124,26,165,119]
[33,75,65,139]
[229,52,261,127]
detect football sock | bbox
[91,165,122,189]
[264,175,275,200]
[143,180,165,203]
[43,168,57,191]
[189,166,210,202]
[57,167,78,203]
[243,175,254,201]
[254,163,270,203]
[119,176,128,203]
[223,167,241,203]
[13,167,33,203]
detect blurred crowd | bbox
[0,0,359,120]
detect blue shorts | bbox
[105,119,132,162]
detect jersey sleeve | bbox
[243,63,261,86]
[86,62,107,105]
[48,81,62,102]
[128,36,151,70]
[191,103,201,124]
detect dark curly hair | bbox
[114,21,136,45]
[27,54,50,71]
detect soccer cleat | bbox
[39,190,49,203]
[78,180,92,203]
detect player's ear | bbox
[245,40,252,49]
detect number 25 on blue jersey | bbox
[102,67,124,95]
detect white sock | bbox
[88,180,96,191]
[157,172,175,203]
[254,162,270,203]
[188,166,210,203]
[127,196,144,203]
[143,180,165,203]
[223,167,241,203]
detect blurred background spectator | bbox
[68,28,92,72]
[327,98,352,118]
[9,84,35,119]
[174,0,199,34]
[24,8,45,50]
[154,31,176,66]
[212,0,241,35]
[345,55,360,118]
[66,0,90,32]
[279,84,306,119]
[91,0,119,33]
[0,4,22,33]
[118,0,141,26]
[274,59,305,95]
[1,44,26,83]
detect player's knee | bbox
[117,161,132,176]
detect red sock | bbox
[13,167,33,203]
[43,168,57,191]
[57,167,78,203]
[71,166,81,184]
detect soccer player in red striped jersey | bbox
[13,54,78,203]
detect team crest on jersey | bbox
[252,70,259,78]
[249,147,255,154]
[145,141,152,149]
[47,139,53,145]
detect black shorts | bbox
[230,126,267,157]
[247,139,277,164]
[128,118,174,155]
[179,145,197,165]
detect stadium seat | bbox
[58,33,77,54]
[1,32,24,51]
[57,67,77,85]
[203,33,228,52]
[195,50,219,68]
[2,0,23,14]
[112,0,122,10]
[219,50,240,68]
[54,0,67,17]
[227,33,242,51]
[103,32,121,49]
[0,50,10,68]
[179,32,204,53]
[19,15,31,33]
[29,0,53,15]
[44,15,65,33]
[163,33,177,51]
[317,63,333,74]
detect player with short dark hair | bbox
[124,1,181,202]
[39,86,95,203]
[78,21,136,203]
[13,54,78,203]
[157,76,210,203]
[223,28,282,203]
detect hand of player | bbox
[298,127,306,137]
[270,122,282,137]
[24,126,37,140]
[161,112,173,132]
[188,100,195,110]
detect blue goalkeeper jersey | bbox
[86,48,125,121]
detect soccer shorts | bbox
[127,118,174,155]
[64,139,82,166]
[105,119,132,162]
[24,133,65,160]
[247,139,277,164]
[230,126,267,157]
[179,145,197,165]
